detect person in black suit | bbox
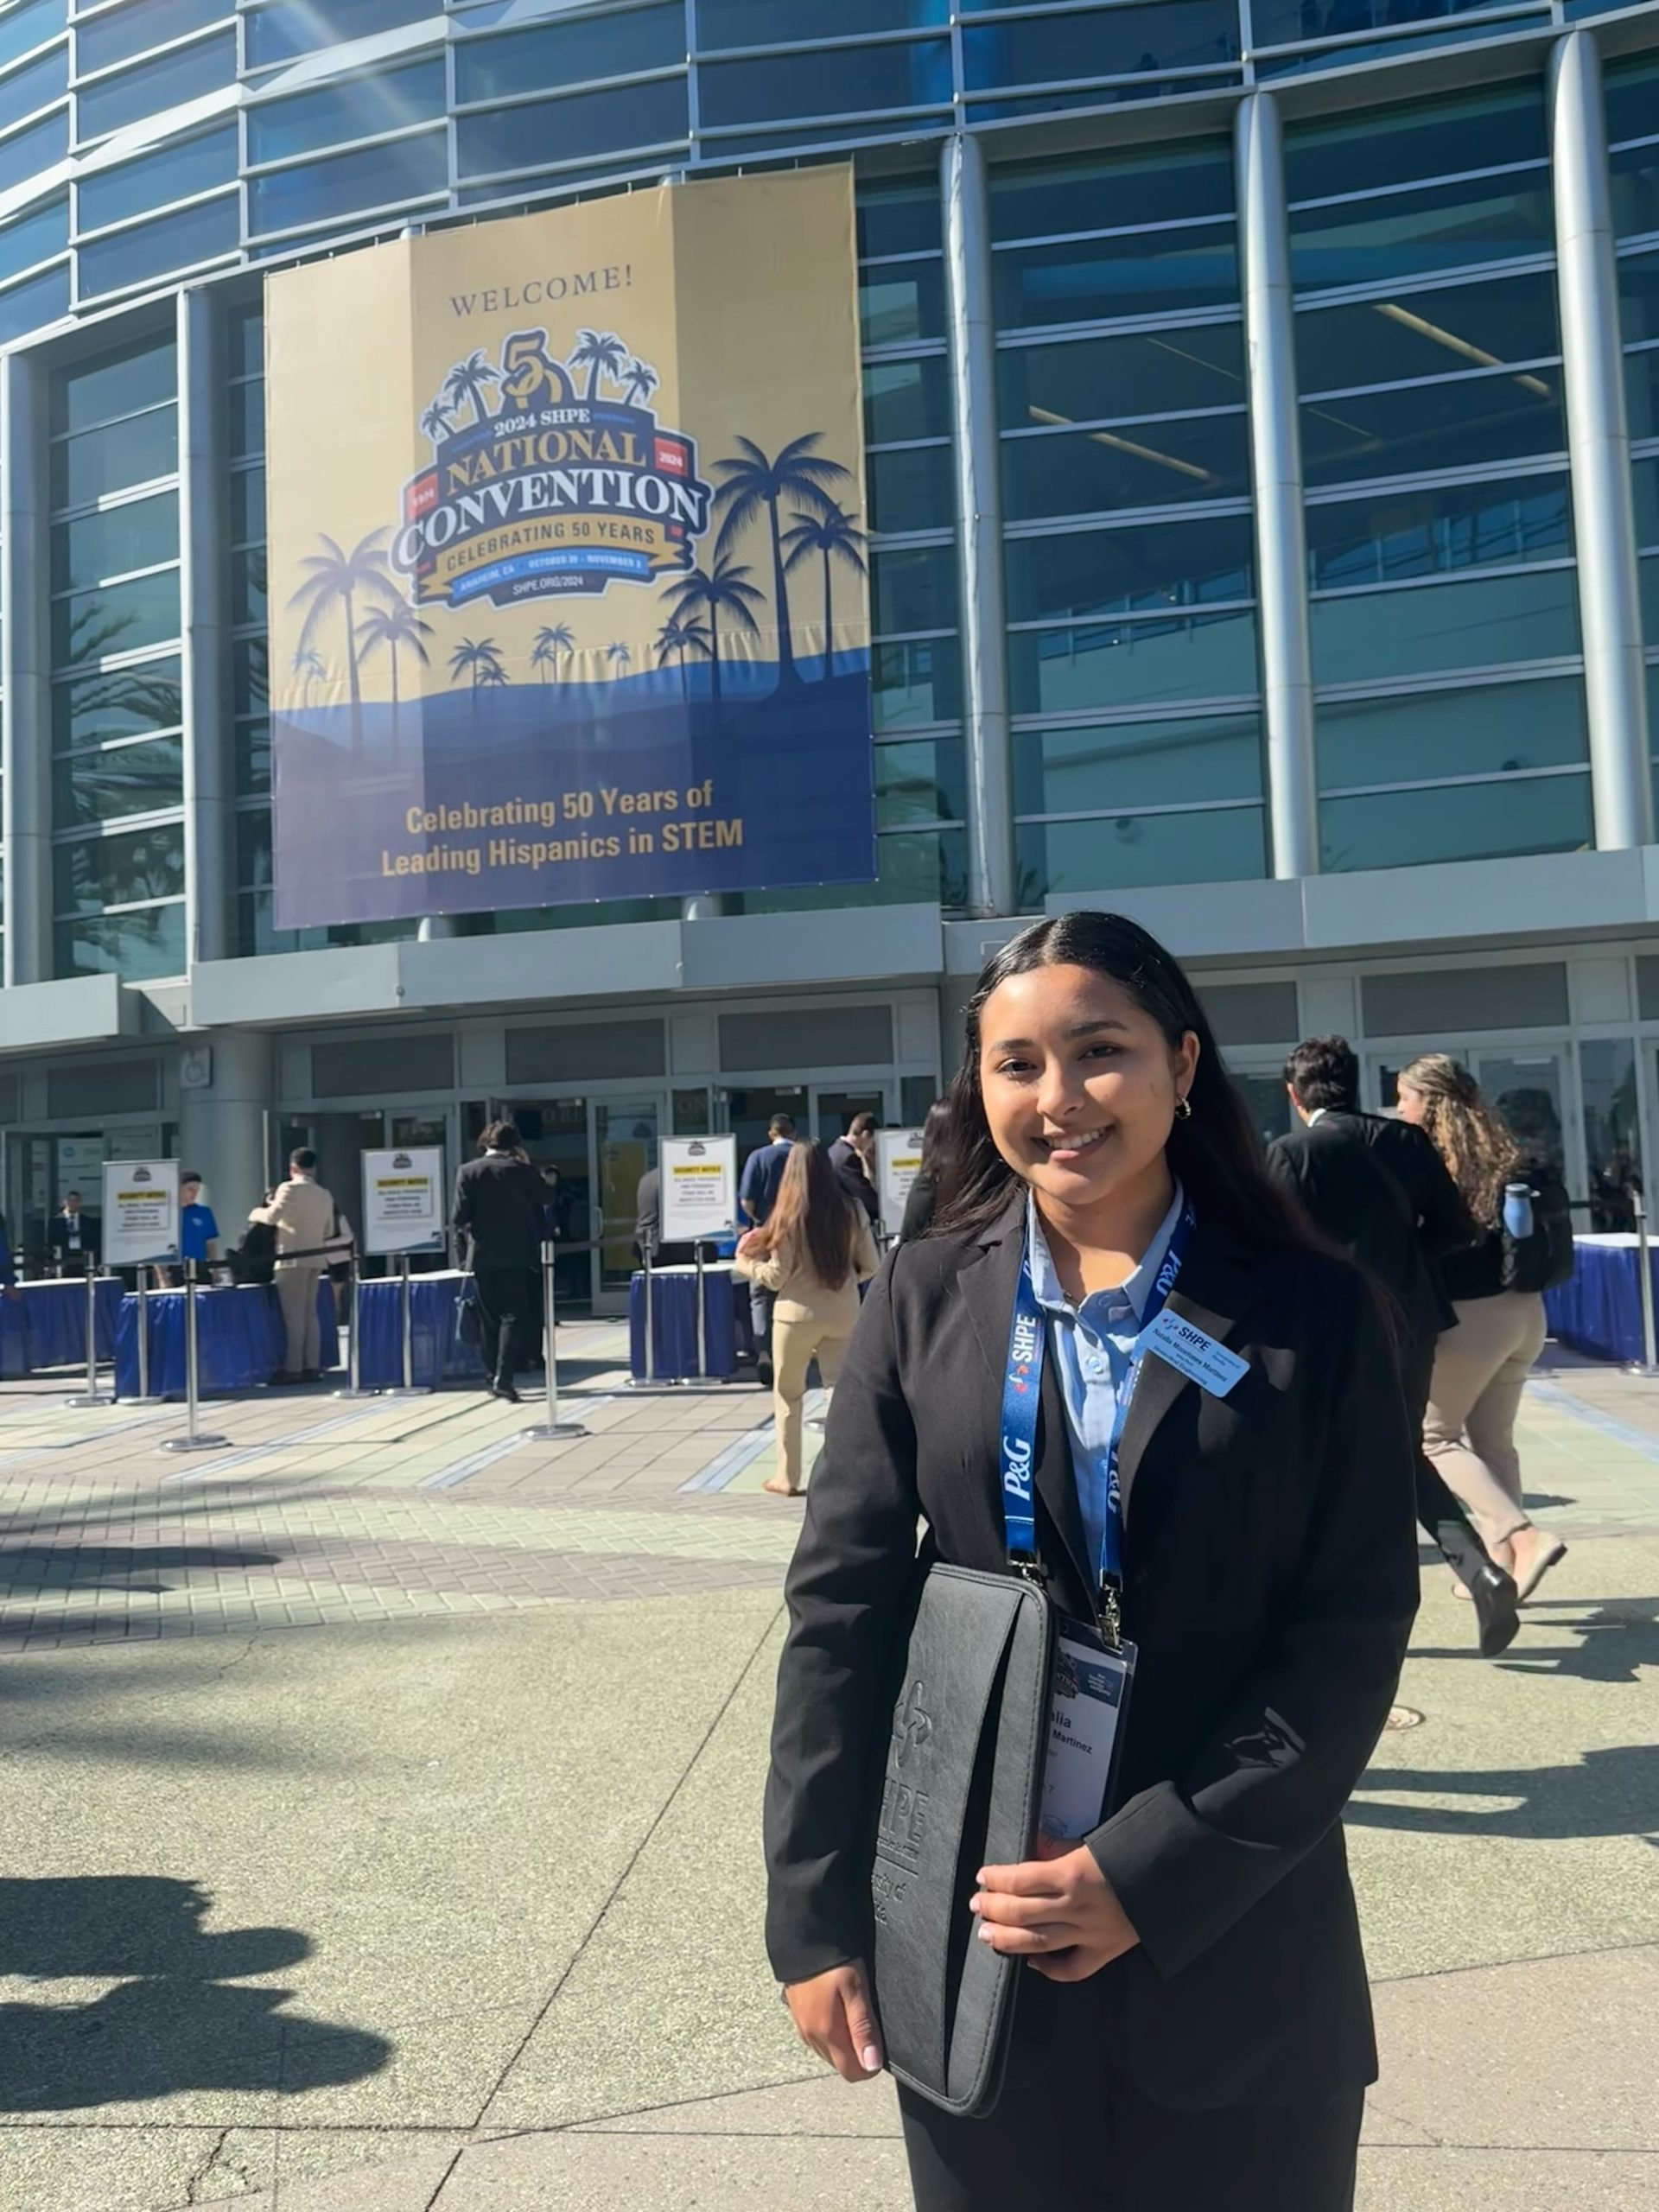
[826,1112,881,1226]
[48,1192,99,1274]
[451,1122,548,1403]
[1268,1037,1519,1659]
[766,913,1418,2211]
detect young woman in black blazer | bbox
[764,912,1420,2212]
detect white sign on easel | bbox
[661,1135,738,1244]
[876,1127,926,1237]
[101,1159,180,1267]
[362,1147,445,1255]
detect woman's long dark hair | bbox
[751,1139,858,1287]
[918,1096,953,1181]
[933,912,1315,1253]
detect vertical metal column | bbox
[1236,91,1319,882]
[942,132,1016,920]
[180,285,236,965]
[1,346,52,985]
[1550,29,1653,851]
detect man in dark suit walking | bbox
[826,1112,881,1227]
[1268,1036,1519,1656]
[451,1122,548,1404]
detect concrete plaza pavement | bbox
[0,1328,1653,2209]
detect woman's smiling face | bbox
[977,963,1198,1216]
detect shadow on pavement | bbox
[1412,1598,1659,1684]
[0,1541,284,1599]
[1350,1743,1659,1841]
[0,1877,391,2112]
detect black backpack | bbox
[1499,1170,1575,1294]
[229,1219,277,1287]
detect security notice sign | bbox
[101,1160,180,1268]
[875,1127,925,1237]
[362,1147,446,1255]
[660,1135,737,1244]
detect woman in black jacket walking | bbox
[764,912,1418,2212]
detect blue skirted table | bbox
[354,1270,486,1390]
[1544,1234,1657,1363]
[0,1277,125,1376]
[115,1280,339,1399]
[628,1264,740,1382]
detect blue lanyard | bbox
[1001,1199,1196,1619]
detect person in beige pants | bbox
[734,1140,880,1497]
[251,1148,337,1382]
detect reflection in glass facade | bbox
[0,3,1650,979]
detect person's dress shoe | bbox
[493,1378,522,1405]
[756,1357,774,1389]
[1512,1529,1567,1603]
[1465,1560,1521,1659]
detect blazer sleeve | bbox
[451,1170,474,1236]
[850,1215,880,1281]
[1408,1132,1475,1262]
[1086,1267,1418,1979]
[735,1249,786,1292]
[763,1254,922,1984]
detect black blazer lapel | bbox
[1117,1228,1262,1520]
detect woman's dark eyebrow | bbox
[987,1019,1130,1052]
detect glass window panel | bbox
[249,130,446,234]
[697,0,947,48]
[236,716,270,795]
[231,465,265,545]
[874,734,966,827]
[0,191,63,283]
[75,0,225,73]
[1306,473,1572,588]
[866,355,950,445]
[698,38,951,127]
[963,3,1237,92]
[1284,84,1548,207]
[230,377,264,459]
[1610,141,1659,245]
[1319,768,1592,872]
[234,633,268,715]
[232,544,266,626]
[228,300,263,379]
[0,42,63,132]
[1300,371,1565,487]
[1259,16,1555,84]
[1604,53,1659,151]
[998,321,1244,430]
[1580,1038,1642,1228]
[1295,267,1560,395]
[873,636,961,730]
[1622,250,1659,352]
[53,335,175,435]
[244,0,429,67]
[989,139,1233,244]
[1289,174,1555,295]
[868,442,954,532]
[234,802,270,884]
[52,733,183,825]
[1004,512,1255,622]
[78,192,237,295]
[248,59,442,163]
[454,78,685,178]
[749,825,966,912]
[0,257,67,342]
[994,222,1237,332]
[75,28,234,138]
[456,4,682,102]
[1018,805,1266,897]
[969,79,1241,125]
[52,405,177,505]
[1002,410,1250,519]
[0,105,62,192]
[1310,568,1580,688]
[51,487,177,592]
[0,0,63,73]
[1316,674,1589,790]
[1637,456,1659,547]
[1627,346,1659,446]
[53,567,180,664]
[1254,0,1520,41]
[1641,554,1658,645]
[1014,709,1263,814]
[857,176,942,259]
[54,899,184,978]
[52,654,182,749]
[78,123,236,231]
[53,817,185,911]
[1009,607,1259,714]
[872,542,957,633]
[859,257,944,345]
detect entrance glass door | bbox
[594,1096,659,1306]
[7,1132,106,1276]
[1476,1052,1569,1187]
[504,1100,594,1311]
[811,1087,889,1147]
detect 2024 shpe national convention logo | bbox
[392,328,712,610]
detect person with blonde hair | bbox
[1396,1054,1567,1602]
[734,1140,879,1497]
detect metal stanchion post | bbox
[524,1240,585,1440]
[161,1262,229,1452]
[333,1251,373,1397]
[694,1240,708,1382]
[638,1243,657,1387]
[382,1251,429,1395]
[130,1272,162,1404]
[67,1261,112,1408]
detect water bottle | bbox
[1503,1183,1535,1242]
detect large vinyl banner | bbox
[266,169,874,928]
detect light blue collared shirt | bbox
[1026,1181,1186,1585]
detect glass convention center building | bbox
[3,0,1659,1304]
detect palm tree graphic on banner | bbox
[781,500,868,681]
[713,435,854,686]
[622,358,658,406]
[531,623,575,683]
[661,555,764,708]
[655,614,711,701]
[449,635,508,715]
[570,329,628,399]
[606,640,632,673]
[443,351,499,428]
[358,602,435,762]
[287,531,403,756]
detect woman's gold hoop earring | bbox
[1174,1095,1193,1122]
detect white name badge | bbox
[1141,1308,1249,1397]
[1037,1630,1133,1847]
